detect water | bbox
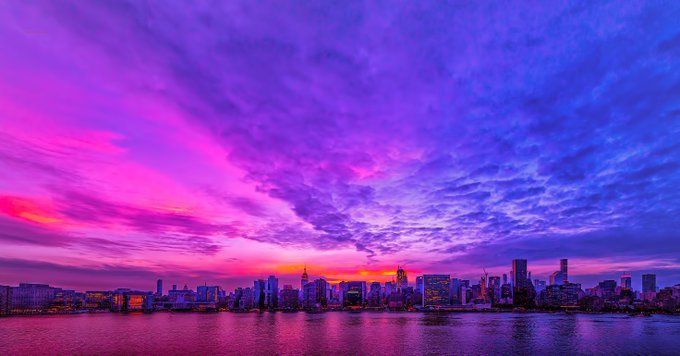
[1,312,680,355]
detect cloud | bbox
[0,1,679,290]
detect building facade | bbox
[423,274,450,307]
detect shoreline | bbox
[2,308,678,318]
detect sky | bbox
[0,1,679,292]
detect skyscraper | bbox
[512,259,528,288]
[642,274,657,302]
[512,259,534,307]
[266,275,279,309]
[156,279,163,296]
[560,259,568,283]
[620,272,632,290]
[254,280,266,309]
[423,274,450,307]
[279,285,299,310]
[549,271,561,286]
[301,265,309,291]
[416,276,424,294]
[642,274,656,292]
[396,266,408,290]
[344,281,364,307]
[197,285,220,303]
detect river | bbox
[1,312,679,354]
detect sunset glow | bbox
[1,1,679,292]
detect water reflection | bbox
[1,312,680,355]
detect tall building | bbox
[266,275,279,309]
[549,271,561,286]
[416,276,424,294]
[254,280,266,309]
[560,259,568,283]
[280,285,299,310]
[480,273,488,302]
[642,274,657,301]
[239,288,253,309]
[512,259,535,307]
[597,280,617,299]
[368,282,382,307]
[488,276,501,302]
[197,285,220,303]
[620,273,632,290]
[301,265,309,291]
[344,281,364,307]
[423,274,450,307]
[512,259,528,288]
[156,279,163,296]
[502,274,508,285]
[642,274,656,292]
[303,278,328,309]
[396,266,408,290]
[0,285,11,316]
[450,278,461,304]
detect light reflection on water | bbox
[1,312,679,355]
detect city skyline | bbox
[3,259,676,294]
[3,258,678,316]
[2,1,680,293]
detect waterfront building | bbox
[423,274,450,307]
[549,271,562,286]
[488,276,501,302]
[471,284,482,301]
[280,285,299,310]
[396,266,408,290]
[51,290,83,310]
[168,285,196,309]
[512,259,535,307]
[10,283,58,313]
[620,273,632,290]
[254,280,266,309]
[534,280,547,295]
[642,274,657,301]
[197,285,220,303]
[596,280,617,300]
[231,288,243,309]
[512,259,528,288]
[266,275,279,309]
[85,291,112,309]
[111,289,153,312]
[450,278,461,304]
[303,278,328,309]
[538,282,583,307]
[501,283,512,303]
[415,276,423,294]
[656,287,675,309]
[301,266,309,291]
[156,279,163,296]
[239,287,254,309]
[0,285,10,316]
[344,281,364,307]
[561,259,568,283]
[480,274,488,303]
[460,286,470,305]
[367,282,382,308]
[502,274,508,285]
